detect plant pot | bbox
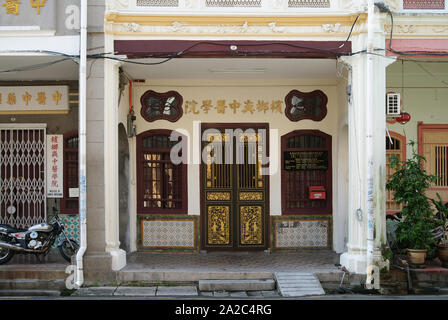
[407,249,427,265]
[437,244,448,268]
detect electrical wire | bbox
[0,57,73,73]
[339,13,362,49]
[2,12,448,76]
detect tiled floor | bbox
[124,250,341,273]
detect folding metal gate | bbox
[0,125,47,229]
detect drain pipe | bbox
[75,0,88,289]
[365,0,376,288]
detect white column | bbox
[339,15,395,277]
[104,38,127,271]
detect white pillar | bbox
[104,39,127,271]
[339,14,395,276]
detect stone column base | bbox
[340,251,368,274]
[108,248,127,271]
[83,252,115,285]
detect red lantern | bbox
[396,112,411,124]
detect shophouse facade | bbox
[1,0,447,290]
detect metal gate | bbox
[0,125,47,228]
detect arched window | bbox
[386,132,406,215]
[61,131,79,214]
[137,129,187,214]
[281,130,332,215]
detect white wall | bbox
[118,77,350,251]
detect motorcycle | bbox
[0,214,79,264]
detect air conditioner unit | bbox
[386,93,401,116]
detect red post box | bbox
[309,186,326,200]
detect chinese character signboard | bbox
[46,134,63,198]
[0,86,69,114]
[0,0,81,36]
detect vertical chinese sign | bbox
[46,134,63,198]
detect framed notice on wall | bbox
[46,135,63,198]
[284,151,329,171]
[0,86,69,114]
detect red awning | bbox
[114,40,352,59]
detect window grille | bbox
[205,0,261,7]
[434,145,448,187]
[403,0,445,9]
[288,0,330,8]
[136,0,179,6]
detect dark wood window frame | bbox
[386,131,407,215]
[140,90,183,123]
[137,129,188,214]
[60,131,79,214]
[281,130,332,215]
[284,89,328,122]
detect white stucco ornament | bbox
[268,22,285,33]
[123,22,140,32]
[339,0,367,11]
[322,23,342,33]
[385,0,400,11]
[107,0,129,10]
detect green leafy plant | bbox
[431,194,448,245]
[386,141,441,254]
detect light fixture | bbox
[209,68,266,74]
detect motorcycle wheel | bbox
[0,246,14,265]
[58,239,79,263]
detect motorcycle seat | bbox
[0,224,26,233]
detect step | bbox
[199,279,275,292]
[0,264,67,280]
[0,279,66,290]
[0,289,61,297]
[117,270,273,283]
[274,272,325,297]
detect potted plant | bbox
[431,194,448,268]
[386,141,441,265]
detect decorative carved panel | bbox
[284,90,328,122]
[240,206,263,245]
[239,192,263,201]
[207,206,230,245]
[207,192,231,201]
[140,90,183,123]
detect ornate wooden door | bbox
[201,123,269,251]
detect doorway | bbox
[201,123,269,251]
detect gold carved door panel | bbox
[201,124,268,250]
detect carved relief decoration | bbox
[239,192,263,201]
[207,206,230,245]
[240,206,263,245]
[207,192,231,201]
[285,90,328,122]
